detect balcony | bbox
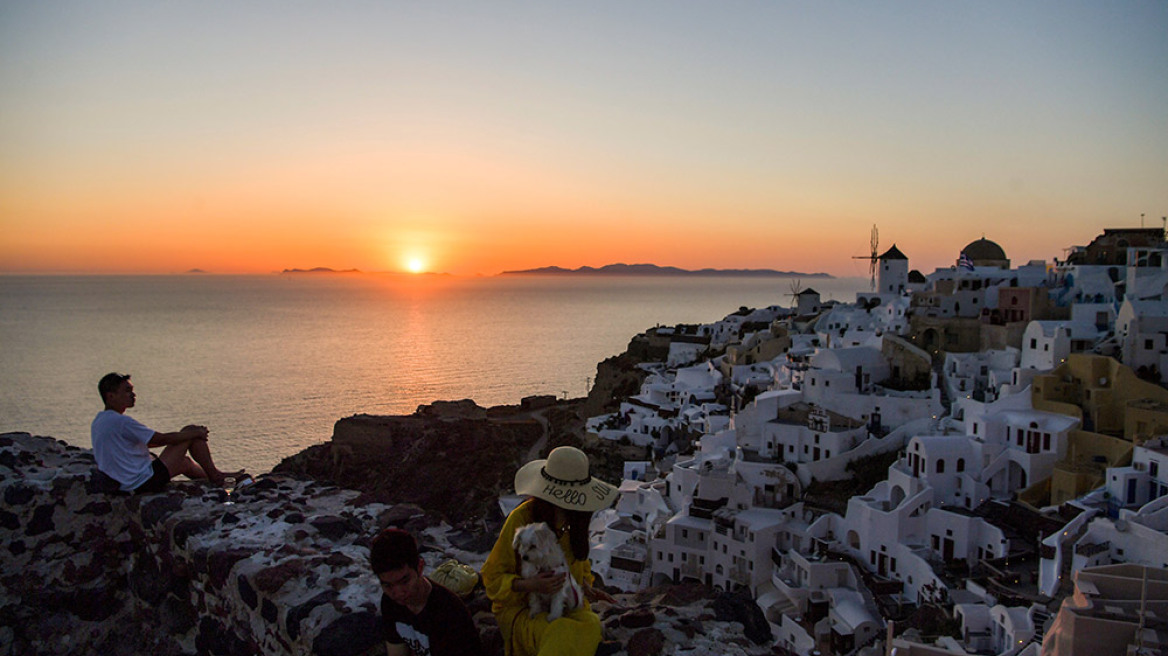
[1074,541,1109,557]
[690,497,728,520]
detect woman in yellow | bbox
[482,446,618,656]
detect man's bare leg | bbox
[158,440,240,485]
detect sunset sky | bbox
[2,2,1166,277]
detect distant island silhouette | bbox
[281,267,362,274]
[501,263,832,278]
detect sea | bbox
[0,273,865,474]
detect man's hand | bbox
[181,425,209,441]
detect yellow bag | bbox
[430,559,480,598]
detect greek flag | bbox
[958,252,975,271]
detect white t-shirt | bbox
[91,410,157,492]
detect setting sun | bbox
[405,257,426,274]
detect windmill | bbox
[853,224,879,290]
[786,278,803,310]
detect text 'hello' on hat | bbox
[513,446,616,512]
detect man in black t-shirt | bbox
[371,528,485,656]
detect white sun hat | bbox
[513,446,617,512]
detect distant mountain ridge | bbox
[281,267,361,274]
[502,263,832,278]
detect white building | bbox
[957,389,1078,497]
[1019,320,1101,371]
[754,403,869,465]
[804,346,944,431]
[943,348,1019,406]
[1104,435,1168,511]
[818,305,881,349]
[1116,298,1168,381]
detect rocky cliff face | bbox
[582,345,654,419]
[272,401,545,530]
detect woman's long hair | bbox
[529,497,590,561]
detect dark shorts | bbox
[133,458,171,495]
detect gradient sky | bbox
[2,1,1166,276]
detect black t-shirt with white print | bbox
[381,577,485,656]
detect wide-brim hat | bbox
[514,446,616,512]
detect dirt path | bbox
[523,408,550,462]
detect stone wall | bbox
[1,431,780,656]
[0,432,407,656]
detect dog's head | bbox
[512,522,560,569]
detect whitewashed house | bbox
[817,305,881,349]
[1104,435,1168,510]
[1019,320,1100,371]
[957,389,1078,497]
[943,348,1019,407]
[804,346,943,431]
[755,403,869,465]
[590,475,674,592]
[1116,298,1168,381]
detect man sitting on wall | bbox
[91,372,240,494]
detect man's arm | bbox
[385,641,410,656]
[148,425,208,448]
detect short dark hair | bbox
[98,373,131,403]
[370,528,421,574]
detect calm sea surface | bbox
[0,274,864,473]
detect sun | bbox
[405,256,426,274]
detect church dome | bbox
[961,238,1006,262]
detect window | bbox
[937,459,945,474]
[1150,461,1159,477]
[1146,339,1154,350]
[957,458,965,473]
[1030,338,1037,349]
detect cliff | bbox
[2,432,776,656]
[272,400,546,530]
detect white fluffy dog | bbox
[512,522,584,621]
